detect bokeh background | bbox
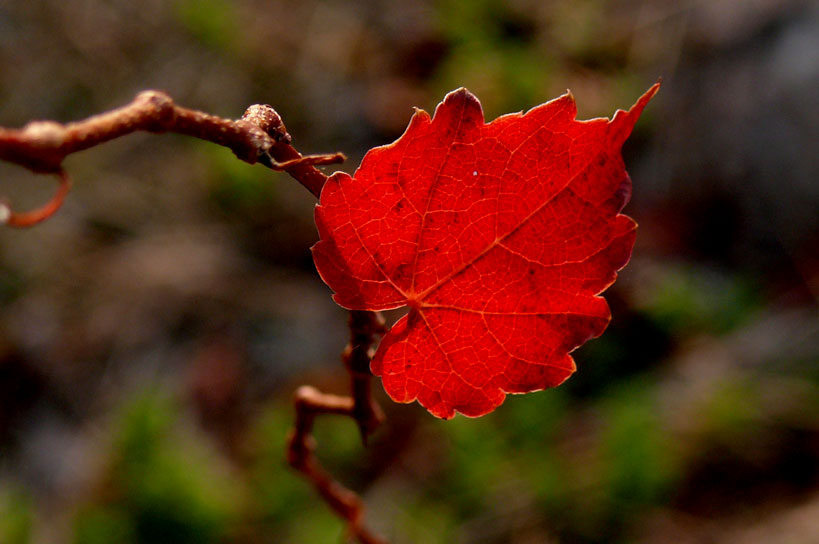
[1,0,818,542]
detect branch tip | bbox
[3,170,72,228]
[262,151,346,172]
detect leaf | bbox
[313,84,659,419]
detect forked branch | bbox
[287,311,386,544]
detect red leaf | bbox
[313,84,659,419]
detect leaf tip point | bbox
[539,90,575,117]
[441,87,481,108]
[559,89,576,108]
[631,81,661,114]
[447,86,471,97]
[408,106,431,126]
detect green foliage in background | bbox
[435,0,552,115]
[0,488,32,544]
[197,141,282,216]
[173,0,241,54]
[72,393,241,544]
[641,264,762,336]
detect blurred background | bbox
[1,0,818,542]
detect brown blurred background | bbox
[1,1,818,542]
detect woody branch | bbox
[0,91,384,544]
[287,310,386,544]
[0,90,343,226]
[1,91,386,542]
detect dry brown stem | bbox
[2,90,387,542]
[0,90,344,226]
[1,169,72,227]
[287,311,387,544]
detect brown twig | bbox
[287,311,386,544]
[239,102,343,198]
[0,90,344,225]
[1,90,387,542]
[1,169,71,228]
[344,310,387,442]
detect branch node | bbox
[134,90,177,132]
[20,120,66,148]
[242,104,291,143]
